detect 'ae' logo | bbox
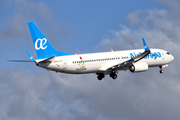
[35,38,47,50]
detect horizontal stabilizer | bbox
[7,51,36,63]
[7,60,35,62]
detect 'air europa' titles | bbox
[130,52,161,60]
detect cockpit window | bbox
[167,52,170,55]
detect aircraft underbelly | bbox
[142,58,168,67]
[47,62,101,74]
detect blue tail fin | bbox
[28,22,69,59]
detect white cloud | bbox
[0,0,73,49]
[1,0,180,120]
[99,8,180,53]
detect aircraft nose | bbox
[171,55,174,61]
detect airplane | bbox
[9,22,174,80]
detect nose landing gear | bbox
[160,69,164,73]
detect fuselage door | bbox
[63,59,68,69]
[162,52,165,60]
[117,56,122,62]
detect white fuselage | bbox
[36,48,174,74]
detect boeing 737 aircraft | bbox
[9,22,174,80]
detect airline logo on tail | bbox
[35,38,47,50]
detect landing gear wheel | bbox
[112,74,117,79]
[97,73,105,80]
[160,69,164,73]
[159,66,164,74]
[97,76,102,80]
[110,73,117,79]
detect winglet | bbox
[27,50,35,62]
[142,38,150,52]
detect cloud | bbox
[0,0,51,40]
[1,0,180,120]
[0,0,75,66]
[1,66,180,120]
[100,7,180,50]
[0,0,74,49]
[93,0,180,120]
[158,0,180,15]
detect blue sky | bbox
[44,0,166,53]
[1,0,167,56]
[1,0,180,120]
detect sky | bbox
[0,0,180,120]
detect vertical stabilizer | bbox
[28,22,69,59]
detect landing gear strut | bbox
[97,73,105,80]
[159,66,164,74]
[110,72,117,79]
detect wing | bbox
[104,38,150,72]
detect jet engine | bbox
[129,62,148,73]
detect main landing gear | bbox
[97,73,105,80]
[97,72,117,80]
[159,66,164,74]
[110,72,117,79]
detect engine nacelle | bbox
[129,62,148,73]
